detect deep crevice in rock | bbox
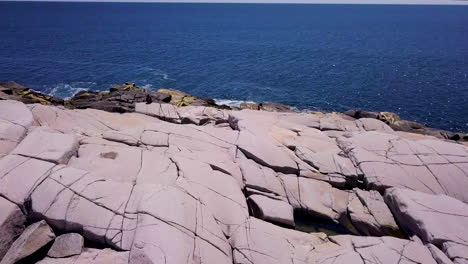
[293,210,354,236]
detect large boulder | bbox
[0,220,55,264]
[0,197,26,259]
[385,188,468,262]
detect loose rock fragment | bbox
[47,233,84,258]
[0,220,55,264]
[0,197,26,259]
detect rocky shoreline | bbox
[1,81,466,142]
[0,80,467,263]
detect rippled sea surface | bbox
[0,2,467,131]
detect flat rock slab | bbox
[0,154,56,205]
[47,233,84,258]
[385,187,468,262]
[248,194,295,227]
[12,129,78,164]
[0,197,26,259]
[0,220,55,264]
[327,235,439,264]
[0,100,34,128]
[339,131,468,203]
[230,217,439,264]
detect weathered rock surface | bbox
[347,189,402,237]
[248,194,295,227]
[385,188,468,263]
[230,217,438,264]
[339,132,468,203]
[0,220,55,264]
[1,99,467,264]
[47,233,84,258]
[0,197,26,260]
[0,100,34,158]
[12,129,78,164]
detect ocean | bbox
[0,2,467,131]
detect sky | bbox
[4,0,468,4]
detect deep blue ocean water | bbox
[0,2,467,131]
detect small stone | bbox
[47,233,84,258]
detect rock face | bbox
[0,220,55,264]
[0,82,63,105]
[0,197,26,259]
[47,233,84,258]
[0,99,467,263]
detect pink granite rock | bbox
[0,100,34,158]
[12,129,78,164]
[347,189,402,237]
[339,132,468,203]
[248,194,294,227]
[1,101,463,264]
[0,154,56,205]
[385,188,468,262]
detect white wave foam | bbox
[45,82,97,98]
[153,70,175,81]
[214,99,257,108]
[140,84,153,90]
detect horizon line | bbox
[2,0,468,5]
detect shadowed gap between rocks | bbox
[293,209,355,236]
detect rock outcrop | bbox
[0,95,467,263]
[345,109,467,141]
